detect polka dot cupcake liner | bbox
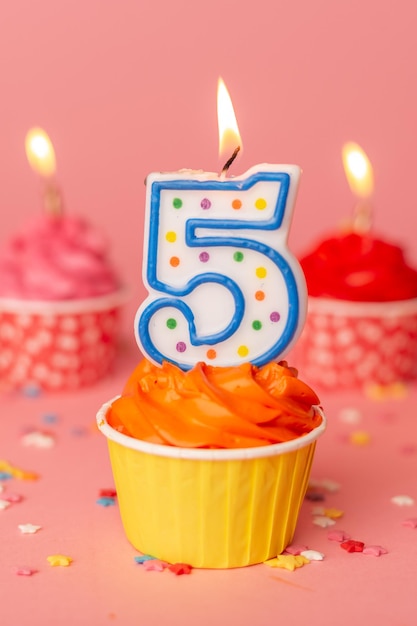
[0,289,127,392]
[288,297,417,390]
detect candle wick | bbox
[42,182,64,218]
[220,146,241,177]
[352,199,372,234]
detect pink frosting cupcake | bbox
[289,231,417,390]
[0,213,126,391]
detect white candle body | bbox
[135,164,306,369]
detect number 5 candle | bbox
[135,79,307,370]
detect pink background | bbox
[1,0,417,331]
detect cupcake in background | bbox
[0,128,127,392]
[290,143,417,391]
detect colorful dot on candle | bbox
[238,345,249,357]
[206,349,217,360]
[270,311,280,322]
[255,290,265,301]
[199,251,210,263]
[170,256,180,267]
[233,251,244,262]
[232,199,242,210]
[166,318,177,329]
[176,341,187,353]
[166,231,177,243]
[256,267,267,278]
[252,320,262,330]
[173,198,182,209]
[255,198,267,210]
[200,198,211,209]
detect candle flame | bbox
[25,128,56,177]
[217,77,242,159]
[342,142,374,199]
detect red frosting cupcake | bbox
[289,231,417,390]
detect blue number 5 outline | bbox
[137,171,300,369]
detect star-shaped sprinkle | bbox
[143,559,168,572]
[320,479,341,493]
[349,431,371,446]
[340,540,364,553]
[47,554,73,567]
[168,563,193,575]
[13,567,37,576]
[99,488,117,498]
[391,495,415,507]
[313,516,336,528]
[300,549,324,561]
[328,530,351,542]
[0,499,11,510]
[96,496,116,507]
[362,545,388,556]
[3,493,23,503]
[284,544,308,556]
[402,518,417,528]
[0,460,39,481]
[21,431,55,449]
[134,554,156,564]
[264,555,309,571]
[305,491,325,502]
[18,523,42,534]
[338,407,362,424]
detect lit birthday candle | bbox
[25,127,63,216]
[342,141,374,233]
[135,79,306,370]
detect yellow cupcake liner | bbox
[97,399,326,569]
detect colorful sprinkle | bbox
[172,198,182,209]
[233,251,244,262]
[0,472,13,481]
[402,518,417,528]
[270,311,280,322]
[391,495,415,507]
[169,256,180,267]
[0,500,11,510]
[14,567,37,576]
[255,290,265,301]
[232,199,242,209]
[166,318,177,330]
[21,431,55,449]
[255,197,267,210]
[176,342,187,353]
[143,559,168,572]
[200,198,211,209]
[338,407,362,424]
[349,431,371,446]
[165,231,177,243]
[42,413,59,424]
[312,516,336,528]
[99,489,117,498]
[252,320,262,330]
[264,555,309,571]
[168,563,193,575]
[199,251,210,262]
[47,554,73,567]
[237,345,249,357]
[206,349,217,360]
[340,540,365,553]
[2,493,23,503]
[134,554,156,564]
[300,550,324,561]
[18,523,42,534]
[96,497,116,507]
[327,530,351,542]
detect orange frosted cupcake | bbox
[97,358,325,568]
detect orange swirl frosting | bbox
[107,359,322,449]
